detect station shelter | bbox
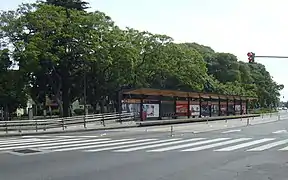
[119,88,257,121]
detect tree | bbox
[46,0,89,10]
[0,49,27,120]
[1,1,283,117]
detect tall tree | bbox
[46,0,89,10]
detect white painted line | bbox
[53,138,153,152]
[0,138,76,148]
[84,139,177,152]
[248,139,288,151]
[272,130,287,134]
[22,135,76,138]
[74,136,99,138]
[146,138,229,152]
[214,138,275,151]
[182,138,252,151]
[115,138,204,152]
[0,138,40,145]
[0,138,110,151]
[222,129,242,134]
[277,142,288,151]
[42,139,155,150]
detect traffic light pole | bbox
[255,56,288,59]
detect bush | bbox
[51,109,60,115]
[74,108,84,115]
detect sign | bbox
[142,104,160,118]
[190,105,200,116]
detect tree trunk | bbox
[62,81,70,117]
[61,67,70,117]
[100,100,105,113]
[4,104,9,121]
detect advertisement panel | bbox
[122,103,140,117]
[190,105,200,116]
[235,105,241,112]
[142,104,160,118]
[176,102,188,116]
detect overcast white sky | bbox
[1,0,288,100]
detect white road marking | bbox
[214,138,275,151]
[222,129,242,134]
[145,138,229,152]
[248,139,288,151]
[53,138,159,152]
[42,139,155,150]
[84,139,178,152]
[272,130,287,134]
[114,138,205,152]
[0,138,40,145]
[0,138,110,151]
[182,138,251,151]
[0,138,79,148]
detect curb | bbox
[137,114,260,127]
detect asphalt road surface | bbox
[1,112,288,180]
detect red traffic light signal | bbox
[247,52,255,63]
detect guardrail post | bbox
[170,125,173,137]
[35,120,38,132]
[62,117,65,130]
[119,113,122,124]
[102,114,105,127]
[5,121,7,134]
[83,115,87,129]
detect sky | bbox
[1,0,288,101]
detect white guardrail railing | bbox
[0,112,135,133]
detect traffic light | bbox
[247,52,255,63]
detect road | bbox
[1,111,288,180]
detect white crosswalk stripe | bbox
[247,139,288,151]
[2,136,288,154]
[214,138,275,151]
[115,138,206,152]
[84,139,182,152]
[146,138,229,152]
[181,138,252,151]
[44,139,155,151]
[53,138,167,152]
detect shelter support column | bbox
[140,95,144,121]
[218,97,221,116]
[226,98,229,116]
[209,96,212,117]
[199,96,202,118]
[173,96,177,119]
[240,99,243,115]
[187,96,190,118]
[233,98,236,115]
[158,95,162,120]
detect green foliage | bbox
[0,49,27,119]
[74,108,84,115]
[0,1,283,118]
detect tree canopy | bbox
[0,1,283,118]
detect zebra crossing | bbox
[2,135,288,155]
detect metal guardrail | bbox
[0,112,135,133]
